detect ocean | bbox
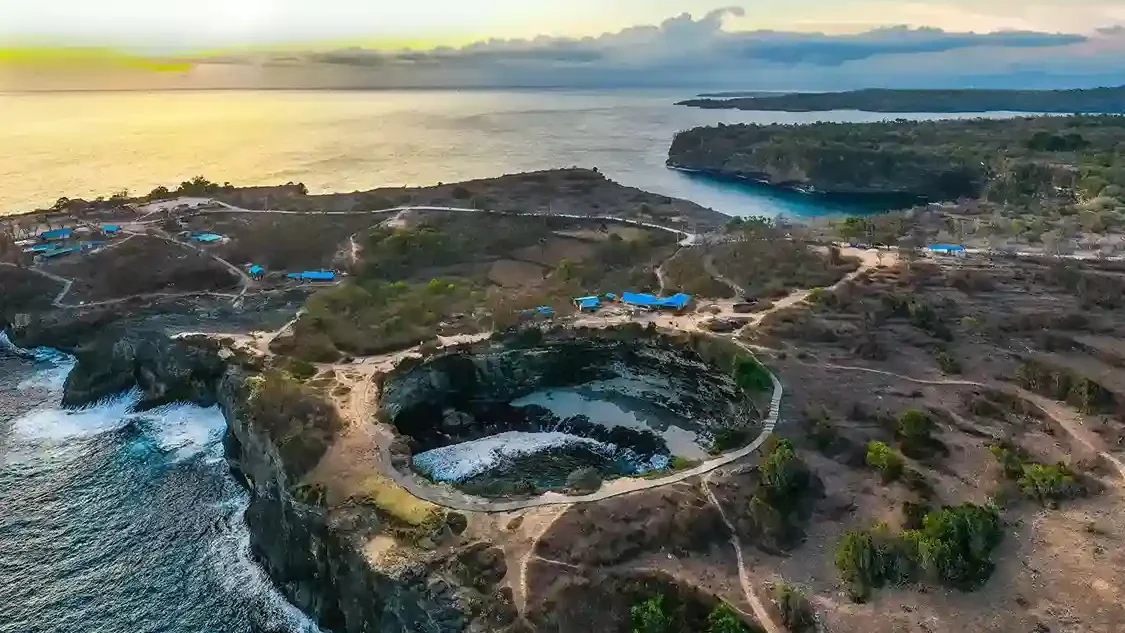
[0,342,321,633]
[0,89,1007,218]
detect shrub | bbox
[913,503,1002,591]
[775,583,816,633]
[631,595,672,633]
[284,357,318,380]
[705,603,755,633]
[865,441,904,482]
[898,409,940,458]
[1018,463,1077,504]
[734,356,773,393]
[933,348,962,375]
[713,427,752,452]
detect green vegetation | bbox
[865,441,904,482]
[712,427,752,452]
[933,347,962,375]
[1014,360,1116,415]
[670,116,1125,212]
[630,595,759,633]
[279,277,480,360]
[834,503,1003,600]
[707,218,860,300]
[734,356,773,394]
[748,439,818,550]
[881,294,953,341]
[988,443,1082,505]
[897,409,942,458]
[678,87,1125,115]
[243,371,344,478]
[774,583,816,633]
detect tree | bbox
[898,409,938,457]
[631,595,671,633]
[705,603,754,633]
[865,441,904,482]
[775,583,816,633]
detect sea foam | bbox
[412,431,617,482]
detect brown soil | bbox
[41,236,240,302]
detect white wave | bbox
[138,402,228,462]
[11,389,144,440]
[207,493,326,633]
[413,431,616,482]
[1,331,77,392]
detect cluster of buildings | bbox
[19,225,121,260]
[571,291,693,313]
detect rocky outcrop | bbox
[220,371,520,633]
[61,332,227,409]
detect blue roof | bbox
[248,265,265,275]
[605,293,618,300]
[287,270,336,281]
[927,244,965,252]
[40,245,82,258]
[621,291,692,309]
[576,297,600,310]
[536,306,555,316]
[27,243,55,252]
[40,228,72,240]
[102,224,121,233]
[191,233,224,243]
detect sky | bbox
[2,2,1124,91]
[2,1,1124,51]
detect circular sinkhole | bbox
[378,328,767,498]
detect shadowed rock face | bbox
[380,333,757,452]
[59,332,227,410]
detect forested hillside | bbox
[668,115,1125,207]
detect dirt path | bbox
[809,362,1125,486]
[703,252,747,297]
[702,474,782,633]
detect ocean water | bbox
[0,89,1013,218]
[0,346,321,633]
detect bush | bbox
[913,503,1003,590]
[865,441,904,482]
[989,443,1082,505]
[734,356,774,394]
[705,603,755,633]
[713,427,752,452]
[631,595,672,633]
[933,348,962,375]
[775,583,816,633]
[898,409,940,458]
[284,357,318,380]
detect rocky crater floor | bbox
[379,329,763,497]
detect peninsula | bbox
[3,166,1124,633]
[677,86,1125,114]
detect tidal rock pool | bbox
[380,329,761,497]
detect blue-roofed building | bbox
[190,232,225,243]
[574,296,601,311]
[621,291,693,311]
[536,306,555,316]
[286,270,337,282]
[604,293,618,301]
[39,245,82,259]
[25,243,55,253]
[927,244,966,256]
[40,228,73,241]
[248,265,265,277]
[102,224,121,235]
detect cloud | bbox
[7,9,1124,91]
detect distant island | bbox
[677,86,1125,114]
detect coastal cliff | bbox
[667,121,986,206]
[219,370,512,633]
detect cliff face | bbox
[667,123,986,205]
[220,371,518,633]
